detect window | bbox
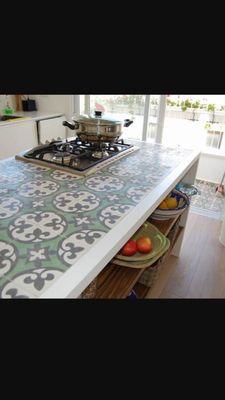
[90,95,146,140]
[146,95,160,142]
[206,126,224,149]
[162,95,225,153]
[80,95,85,115]
[74,95,164,143]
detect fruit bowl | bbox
[115,221,166,262]
[175,183,199,197]
[150,189,190,220]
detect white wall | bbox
[196,152,225,183]
[33,95,74,118]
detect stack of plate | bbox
[112,221,170,269]
[150,189,190,220]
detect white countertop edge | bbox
[0,117,33,126]
[14,111,65,121]
[40,149,200,299]
[0,112,65,126]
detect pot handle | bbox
[124,119,133,127]
[62,121,79,130]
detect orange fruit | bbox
[159,200,168,209]
[165,197,178,209]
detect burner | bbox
[52,151,71,165]
[73,147,89,155]
[59,143,74,152]
[109,145,122,152]
[20,137,137,173]
[53,151,71,158]
[91,150,109,159]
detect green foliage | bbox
[166,98,177,106]
[181,103,187,112]
[96,96,225,116]
[192,101,200,109]
[207,103,215,112]
[204,122,212,130]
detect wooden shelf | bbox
[95,262,145,299]
[95,217,183,299]
[148,214,180,236]
[133,226,184,298]
[133,282,150,298]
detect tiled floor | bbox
[190,179,225,220]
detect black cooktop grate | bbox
[23,138,134,172]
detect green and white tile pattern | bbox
[0,141,192,298]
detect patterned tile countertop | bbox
[0,140,194,298]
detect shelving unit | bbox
[133,226,183,299]
[93,157,200,300]
[95,216,183,299]
[96,263,144,299]
[148,215,180,236]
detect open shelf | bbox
[133,282,150,298]
[148,214,180,236]
[133,226,184,298]
[95,216,184,299]
[95,263,144,299]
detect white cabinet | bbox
[0,120,38,160]
[37,116,66,144]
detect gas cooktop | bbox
[15,137,139,175]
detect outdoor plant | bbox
[207,103,216,112]
[192,101,200,109]
[166,98,176,107]
[207,103,216,123]
[181,99,192,111]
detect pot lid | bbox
[72,111,123,125]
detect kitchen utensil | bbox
[63,110,133,143]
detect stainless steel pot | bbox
[63,111,133,143]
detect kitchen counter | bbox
[0,140,200,298]
[0,111,64,127]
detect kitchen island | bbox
[0,140,200,298]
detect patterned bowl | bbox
[150,189,190,220]
[175,183,200,197]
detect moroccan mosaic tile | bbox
[0,141,193,297]
[0,275,36,299]
[191,179,225,217]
